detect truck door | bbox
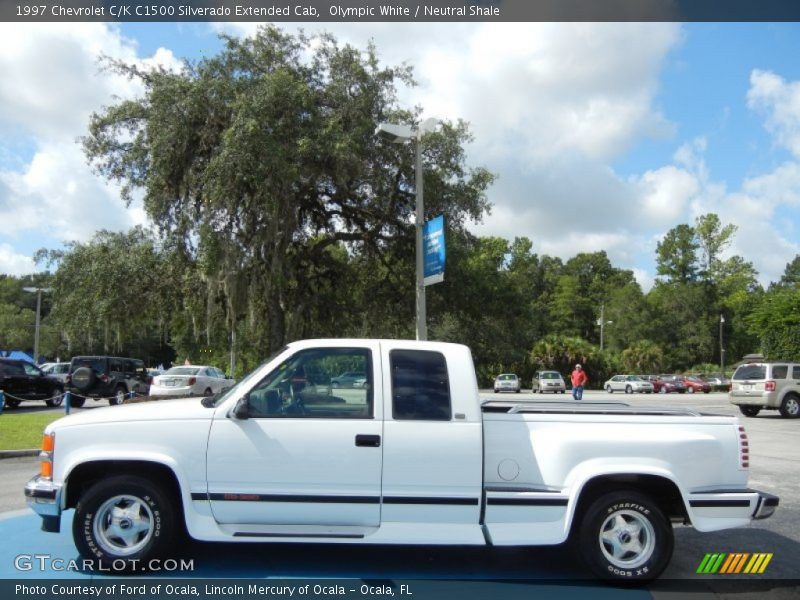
[205,344,383,528]
[379,345,483,527]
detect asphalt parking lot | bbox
[1,391,797,597]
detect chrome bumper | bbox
[25,476,62,532]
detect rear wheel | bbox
[69,396,86,408]
[739,405,761,417]
[203,387,213,397]
[658,387,666,394]
[779,394,800,419]
[5,398,20,408]
[578,490,673,582]
[625,385,632,394]
[686,387,695,394]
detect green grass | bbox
[0,412,64,450]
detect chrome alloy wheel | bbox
[93,494,155,556]
[598,509,656,569]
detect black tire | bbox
[69,396,86,408]
[46,389,64,407]
[203,388,213,397]
[658,387,666,394]
[779,394,800,419]
[686,387,695,394]
[625,385,632,394]
[578,490,673,582]
[606,385,613,393]
[739,406,761,417]
[73,475,176,571]
[5,398,20,408]
[109,386,127,406]
[71,367,96,392]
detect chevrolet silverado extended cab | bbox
[26,339,778,582]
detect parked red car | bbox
[680,375,711,394]
[653,377,687,394]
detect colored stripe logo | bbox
[696,553,773,574]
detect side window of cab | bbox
[245,347,373,419]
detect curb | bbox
[0,449,38,459]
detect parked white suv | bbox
[729,362,800,418]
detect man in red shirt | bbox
[570,364,587,400]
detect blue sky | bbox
[1,22,800,290]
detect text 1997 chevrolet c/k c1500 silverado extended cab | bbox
[25,339,778,582]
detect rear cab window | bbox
[390,349,452,421]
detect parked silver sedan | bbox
[532,370,566,393]
[604,374,654,394]
[149,365,235,397]
[494,373,521,393]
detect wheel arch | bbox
[569,473,689,538]
[64,460,185,525]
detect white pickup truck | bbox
[26,339,777,582]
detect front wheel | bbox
[109,386,127,406]
[686,387,695,394]
[73,475,176,571]
[625,385,632,394]
[658,387,666,394]
[46,390,64,407]
[739,405,761,417]
[578,490,673,582]
[606,385,613,393]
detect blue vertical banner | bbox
[423,215,445,286]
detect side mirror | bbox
[232,396,250,420]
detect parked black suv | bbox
[67,356,149,407]
[0,358,65,408]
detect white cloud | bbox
[0,243,36,276]
[637,165,700,223]
[0,23,178,272]
[0,24,180,142]
[747,69,800,159]
[0,141,144,244]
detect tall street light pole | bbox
[597,303,613,351]
[375,118,438,341]
[720,314,726,375]
[23,286,53,363]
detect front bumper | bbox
[25,476,62,532]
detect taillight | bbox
[100,374,109,383]
[765,380,776,392]
[188,377,197,385]
[738,425,749,469]
[40,432,55,479]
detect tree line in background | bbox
[3,26,799,387]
